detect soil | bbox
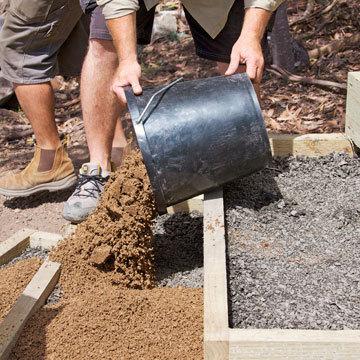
[225,153,360,330]
[51,149,156,292]
[0,258,41,321]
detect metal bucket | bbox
[125,73,271,214]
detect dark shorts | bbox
[90,0,247,63]
[90,0,155,45]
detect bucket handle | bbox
[136,77,183,124]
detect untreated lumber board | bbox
[346,72,360,148]
[269,133,353,157]
[29,231,63,250]
[0,261,61,360]
[0,229,35,266]
[167,195,203,214]
[229,328,360,360]
[203,189,229,359]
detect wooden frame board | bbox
[0,229,63,267]
[0,229,35,266]
[0,261,61,360]
[346,72,360,149]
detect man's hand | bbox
[112,59,142,104]
[107,13,141,103]
[225,35,264,84]
[225,7,271,84]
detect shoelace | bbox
[73,174,108,199]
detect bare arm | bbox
[106,12,142,102]
[225,8,272,83]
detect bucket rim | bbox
[125,87,168,214]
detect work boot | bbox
[63,163,110,223]
[0,144,76,197]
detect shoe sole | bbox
[0,174,77,198]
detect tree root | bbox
[267,65,347,90]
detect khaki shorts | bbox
[0,0,90,84]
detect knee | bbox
[87,39,117,64]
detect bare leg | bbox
[14,82,61,149]
[217,62,260,97]
[81,39,125,171]
[112,118,128,148]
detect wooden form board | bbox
[0,261,61,360]
[203,189,360,360]
[346,72,360,148]
[0,229,35,266]
[0,229,63,267]
[269,133,353,158]
[204,189,228,359]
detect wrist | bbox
[238,32,263,43]
[119,55,138,63]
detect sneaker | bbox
[62,163,110,223]
[0,144,76,197]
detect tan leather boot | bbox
[0,144,77,197]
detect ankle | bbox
[89,157,112,172]
[36,139,62,150]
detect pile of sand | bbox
[51,150,157,294]
[0,258,41,321]
[11,287,203,360]
[9,149,203,359]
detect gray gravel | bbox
[225,153,360,330]
[153,212,203,288]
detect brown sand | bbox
[10,149,203,359]
[51,149,157,294]
[0,259,42,320]
[11,287,203,360]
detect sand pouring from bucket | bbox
[126,73,271,214]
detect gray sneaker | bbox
[63,163,110,223]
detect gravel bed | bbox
[0,246,49,269]
[153,212,203,288]
[225,153,360,330]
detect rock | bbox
[151,11,178,43]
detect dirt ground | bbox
[0,0,358,241]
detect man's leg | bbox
[63,7,128,223]
[63,4,156,223]
[14,82,60,150]
[81,38,125,171]
[0,0,84,197]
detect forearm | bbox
[240,7,272,41]
[107,13,138,61]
